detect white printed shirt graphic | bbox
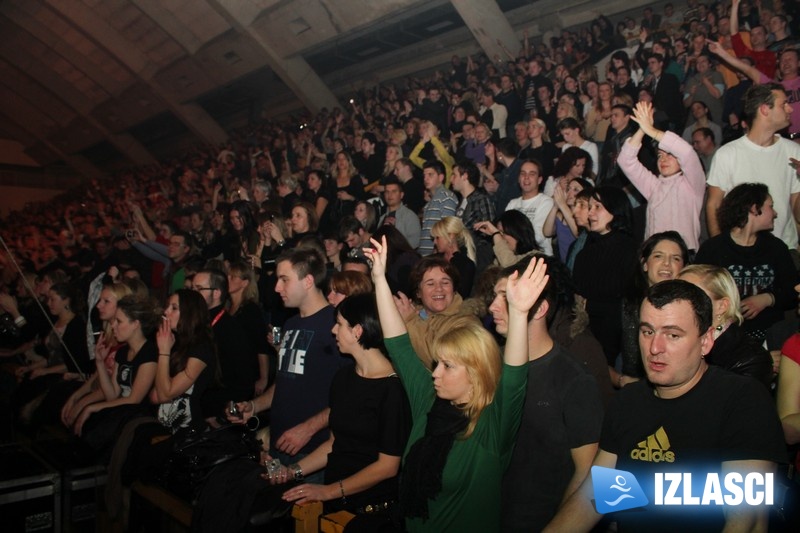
[278,329,315,375]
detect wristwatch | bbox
[289,463,304,481]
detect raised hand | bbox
[364,236,389,281]
[505,256,549,314]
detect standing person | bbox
[706,83,800,250]
[544,280,786,533]
[227,260,271,395]
[393,157,426,215]
[572,187,638,368]
[379,177,421,249]
[329,151,365,226]
[272,294,411,529]
[544,177,592,264]
[236,249,350,471]
[557,118,599,176]
[619,101,706,252]
[431,217,476,298]
[696,183,798,348]
[490,257,603,532]
[519,118,560,180]
[505,159,555,256]
[418,161,457,256]
[647,53,685,132]
[368,237,549,532]
[192,269,258,416]
[451,161,496,271]
[483,138,523,214]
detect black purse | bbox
[164,424,263,499]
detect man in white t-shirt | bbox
[505,159,555,255]
[706,83,800,249]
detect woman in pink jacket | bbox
[618,101,706,251]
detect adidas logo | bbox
[629,426,675,463]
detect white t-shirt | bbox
[505,194,555,256]
[707,134,800,249]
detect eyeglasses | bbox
[192,286,215,292]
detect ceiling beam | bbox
[42,0,228,146]
[208,0,341,115]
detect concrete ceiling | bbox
[0,0,655,178]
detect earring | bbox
[715,314,723,332]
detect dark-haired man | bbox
[545,280,785,533]
[240,249,349,481]
[379,178,421,249]
[418,161,457,256]
[706,83,800,248]
[493,257,603,531]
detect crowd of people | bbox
[1,1,800,531]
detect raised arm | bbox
[708,40,761,82]
[366,236,408,338]
[504,256,549,367]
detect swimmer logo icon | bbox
[592,466,649,514]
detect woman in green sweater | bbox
[366,237,548,532]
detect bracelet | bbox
[491,231,503,238]
[14,315,26,326]
[248,400,255,414]
[768,293,776,307]
[289,463,304,481]
[158,353,170,357]
[338,479,347,502]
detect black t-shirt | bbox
[115,339,158,398]
[271,306,351,454]
[502,344,603,530]
[601,366,786,532]
[325,366,411,510]
[157,340,215,432]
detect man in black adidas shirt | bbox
[545,280,786,533]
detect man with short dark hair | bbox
[647,53,685,131]
[731,0,777,78]
[492,257,603,531]
[483,138,523,213]
[353,131,385,190]
[545,280,785,532]
[379,178,421,248]
[393,157,425,214]
[479,88,508,140]
[240,249,349,482]
[451,161,495,270]
[418,161,457,256]
[707,83,800,247]
[691,127,717,170]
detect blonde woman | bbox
[367,238,548,532]
[679,264,772,387]
[431,216,476,298]
[227,260,271,394]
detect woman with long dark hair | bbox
[572,186,638,369]
[153,288,216,432]
[227,200,260,263]
[475,209,539,268]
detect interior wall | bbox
[0,186,63,218]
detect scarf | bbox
[399,397,469,519]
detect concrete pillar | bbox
[450,0,518,65]
[208,0,341,115]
